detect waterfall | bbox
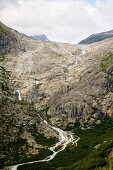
[82,49,86,55]
[16,90,22,101]
[76,59,78,64]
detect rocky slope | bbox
[1,22,113,129]
[0,21,113,169]
[79,29,113,44]
[0,64,58,168]
[0,22,25,55]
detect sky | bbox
[0,0,113,44]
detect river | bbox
[11,49,86,170]
[11,114,80,170]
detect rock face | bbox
[0,65,57,168]
[1,22,113,129]
[79,30,113,44]
[0,22,26,55]
[31,34,49,42]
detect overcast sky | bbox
[0,0,113,43]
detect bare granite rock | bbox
[1,22,113,128]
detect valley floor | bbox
[14,118,113,170]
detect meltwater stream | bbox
[11,114,80,170]
[11,49,86,170]
[16,90,22,101]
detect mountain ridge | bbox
[0,22,113,169]
[79,29,113,44]
[31,34,49,42]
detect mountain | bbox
[31,34,49,42]
[0,65,57,168]
[0,22,113,170]
[0,22,27,55]
[79,29,113,44]
[4,32,113,128]
[0,22,57,168]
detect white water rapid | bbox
[11,48,86,170]
[11,114,80,170]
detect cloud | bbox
[0,0,19,9]
[0,0,113,43]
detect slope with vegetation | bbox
[0,22,26,55]
[79,30,113,44]
[0,63,57,169]
[17,118,113,170]
[0,22,113,170]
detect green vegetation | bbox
[100,53,113,93]
[18,162,53,170]
[79,32,113,44]
[0,23,11,36]
[1,52,113,169]
[51,118,113,169]
[0,66,56,168]
[18,118,113,170]
[0,138,52,168]
[0,139,28,167]
[38,106,52,123]
[100,53,113,76]
[32,132,57,147]
[0,56,5,62]
[29,122,57,147]
[65,122,80,131]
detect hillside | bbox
[79,30,113,44]
[0,22,113,170]
[0,22,26,55]
[0,64,58,168]
[3,33,113,128]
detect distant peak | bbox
[30,34,49,42]
[79,29,113,44]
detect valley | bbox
[0,22,113,170]
[11,114,79,170]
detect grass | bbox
[18,162,53,170]
[0,24,11,37]
[100,53,113,76]
[1,52,113,169]
[50,118,113,169]
[0,56,5,62]
[0,139,28,167]
[0,66,57,168]
[100,53,113,93]
[18,118,113,170]
[33,132,58,147]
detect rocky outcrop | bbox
[0,22,25,55]
[0,65,58,168]
[1,22,113,129]
[49,52,113,127]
